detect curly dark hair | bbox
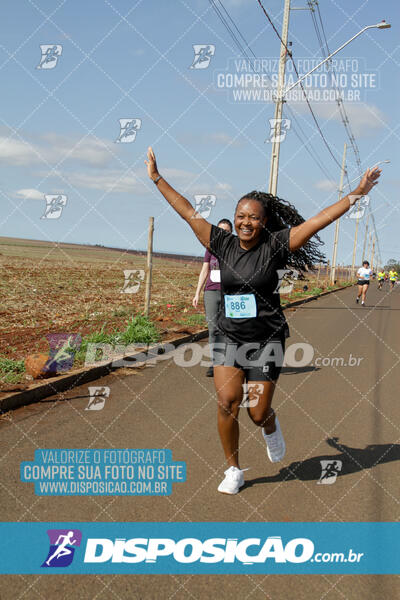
[217,218,233,231]
[238,191,326,272]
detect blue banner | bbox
[0,522,399,574]
[20,449,186,496]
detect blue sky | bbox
[0,0,398,266]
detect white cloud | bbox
[177,131,244,147]
[216,182,233,191]
[314,179,337,192]
[51,169,144,194]
[42,133,113,166]
[14,188,43,200]
[291,101,386,137]
[162,167,197,180]
[35,166,231,198]
[0,138,35,166]
[37,166,195,195]
[0,131,115,168]
[204,132,242,146]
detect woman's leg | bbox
[204,290,221,365]
[213,365,245,468]
[357,284,363,300]
[246,380,277,433]
[361,283,368,302]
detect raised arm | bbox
[289,167,381,252]
[145,147,212,248]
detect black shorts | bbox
[212,332,285,382]
[357,280,369,286]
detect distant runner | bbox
[145,147,381,495]
[377,270,385,290]
[356,260,372,306]
[192,218,233,377]
[389,269,398,290]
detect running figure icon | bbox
[45,531,77,566]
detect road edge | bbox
[0,283,353,413]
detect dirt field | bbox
[0,236,352,386]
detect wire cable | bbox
[208,0,339,184]
[256,0,343,170]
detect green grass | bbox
[0,357,26,384]
[178,313,206,326]
[0,316,161,382]
[111,306,132,318]
[0,357,25,374]
[75,314,160,363]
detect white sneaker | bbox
[262,416,286,463]
[217,466,245,494]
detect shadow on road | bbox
[281,366,319,375]
[39,394,90,403]
[244,437,400,487]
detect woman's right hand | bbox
[144,146,160,181]
[192,294,199,308]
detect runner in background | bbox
[389,268,398,290]
[377,269,385,290]
[192,218,233,377]
[356,260,372,306]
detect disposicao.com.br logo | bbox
[82,536,363,565]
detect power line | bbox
[208,0,338,184]
[256,0,343,171]
[311,1,361,178]
[310,0,382,261]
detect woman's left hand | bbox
[355,166,381,196]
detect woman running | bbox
[389,269,398,290]
[377,270,385,290]
[192,218,233,377]
[145,147,381,494]
[356,260,372,306]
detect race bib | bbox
[210,269,221,283]
[224,294,257,319]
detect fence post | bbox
[316,262,321,287]
[144,217,154,317]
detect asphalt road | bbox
[1,283,399,599]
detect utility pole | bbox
[366,232,372,262]
[370,236,375,272]
[361,213,369,262]
[330,143,347,285]
[351,204,361,277]
[268,0,291,195]
[144,217,154,317]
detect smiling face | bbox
[234,198,267,246]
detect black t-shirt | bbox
[209,224,291,344]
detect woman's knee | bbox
[217,392,241,415]
[248,407,274,427]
